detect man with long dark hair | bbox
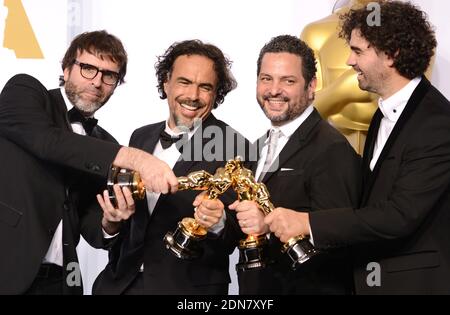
[93,40,251,295]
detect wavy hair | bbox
[339,1,436,79]
[155,40,237,109]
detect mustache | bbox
[84,88,102,97]
[262,94,289,102]
[178,99,205,109]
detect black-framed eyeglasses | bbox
[73,60,120,86]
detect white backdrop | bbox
[1,0,449,295]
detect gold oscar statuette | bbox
[107,165,233,259]
[107,158,319,269]
[225,158,319,271]
[163,168,233,259]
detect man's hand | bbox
[97,185,135,235]
[193,191,225,229]
[229,200,269,236]
[264,208,310,243]
[113,147,178,194]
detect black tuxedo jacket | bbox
[93,114,250,294]
[310,78,450,294]
[239,108,361,295]
[0,74,121,294]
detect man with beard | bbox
[229,35,361,294]
[93,39,251,295]
[0,30,178,295]
[265,1,450,294]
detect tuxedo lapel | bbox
[141,122,166,154]
[360,109,382,204]
[151,114,222,219]
[48,89,84,294]
[172,113,221,176]
[361,77,431,206]
[253,132,269,173]
[260,108,321,183]
[49,89,72,131]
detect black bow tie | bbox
[160,130,185,151]
[67,107,98,136]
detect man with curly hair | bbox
[93,40,251,294]
[264,1,450,294]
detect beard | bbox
[172,98,206,130]
[258,93,309,125]
[65,80,110,116]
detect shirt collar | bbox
[378,77,421,122]
[267,105,314,141]
[61,87,96,119]
[164,119,200,139]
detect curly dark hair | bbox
[339,0,436,79]
[155,40,237,109]
[257,35,317,88]
[61,30,128,86]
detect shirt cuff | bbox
[102,228,119,239]
[208,211,227,235]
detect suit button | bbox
[63,202,69,211]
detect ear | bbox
[308,77,317,100]
[163,73,170,95]
[63,67,70,83]
[384,50,397,67]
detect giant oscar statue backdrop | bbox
[301,0,434,154]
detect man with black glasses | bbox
[0,30,178,295]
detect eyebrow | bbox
[350,45,363,52]
[176,76,192,83]
[259,73,297,80]
[81,61,119,74]
[177,76,215,89]
[280,75,297,80]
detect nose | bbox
[346,52,356,67]
[91,72,103,88]
[186,85,200,100]
[269,81,282,96]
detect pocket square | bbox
[280,168,294,171]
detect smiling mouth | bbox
[354,68,364,77]
[264,98,288,110]
[180,102,203,111]
[267,98,286,104]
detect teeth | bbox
[268,99,286,104]
[180,103,198,111]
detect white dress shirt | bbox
[146,121,226,234]
[43,88,95,266]
[255,105,314,181]
[370,77,421,170]
[254,106,314,242]
[138,120,227,272]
